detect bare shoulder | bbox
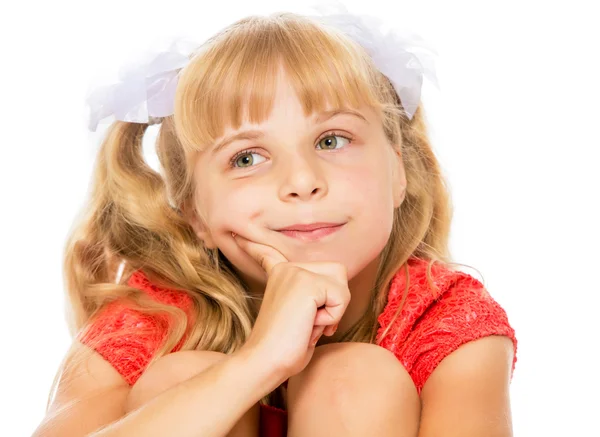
[31,340,130,437]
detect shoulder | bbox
[376,257,518,393]
[76,269,195,386]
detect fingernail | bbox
[311,333,322,346]
[331,323,339,334]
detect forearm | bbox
[89,346,279,437]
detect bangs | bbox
[173,12,390,154]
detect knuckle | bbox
[331,279,350,299]
[257,254,268,270]
[286,264,305,278]
[270,262,286,277]
[330,262,347,276]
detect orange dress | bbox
[78,257,517,436]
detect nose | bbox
[277,152,328,202]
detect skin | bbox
[125,344,421,437]
[186,65,407,339]
[123,337,514,437]
[181,66,514,436]
[33,67,512,437]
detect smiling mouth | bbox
[276,223,346,242]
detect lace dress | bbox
[78,257,517,437]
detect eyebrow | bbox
[210,109,369,155]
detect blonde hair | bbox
[48,12,478,409]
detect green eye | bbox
[228,132,353,169]
[319,136,338,149]
[230,149,265,168]
[235,154,253,167]
[316,133,351,151]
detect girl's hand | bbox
[233,233,351,381]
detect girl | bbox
[33,9,517,437]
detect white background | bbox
[1,0,598,435]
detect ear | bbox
[180,204,217,249]
[390,146,407,208]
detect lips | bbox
[275,222,346,242]
[275,222,346,232]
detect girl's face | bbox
[188,69,406,291]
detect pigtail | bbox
[62,118,254,360]
[49,13,467,412]
[47,117,259,411]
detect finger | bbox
[232,233,288,275]
[312,284,350,326]
[323,322,339,337]
[309,325,326,347]
[313,302,346,326]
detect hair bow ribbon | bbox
[86,4,438,132]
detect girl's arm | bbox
[417,336,515,437]
[33,342,281,437]
[92,344,277,437]
[32,346,131,437]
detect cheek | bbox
[205,184,263,231]
[338,158,395,242]
[340,159,394,209]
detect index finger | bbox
[232,232,288,275]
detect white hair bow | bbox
[86,5,438,132]
[309,1,439,121]
[85,39,195,132]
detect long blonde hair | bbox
[48,12,475,409]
